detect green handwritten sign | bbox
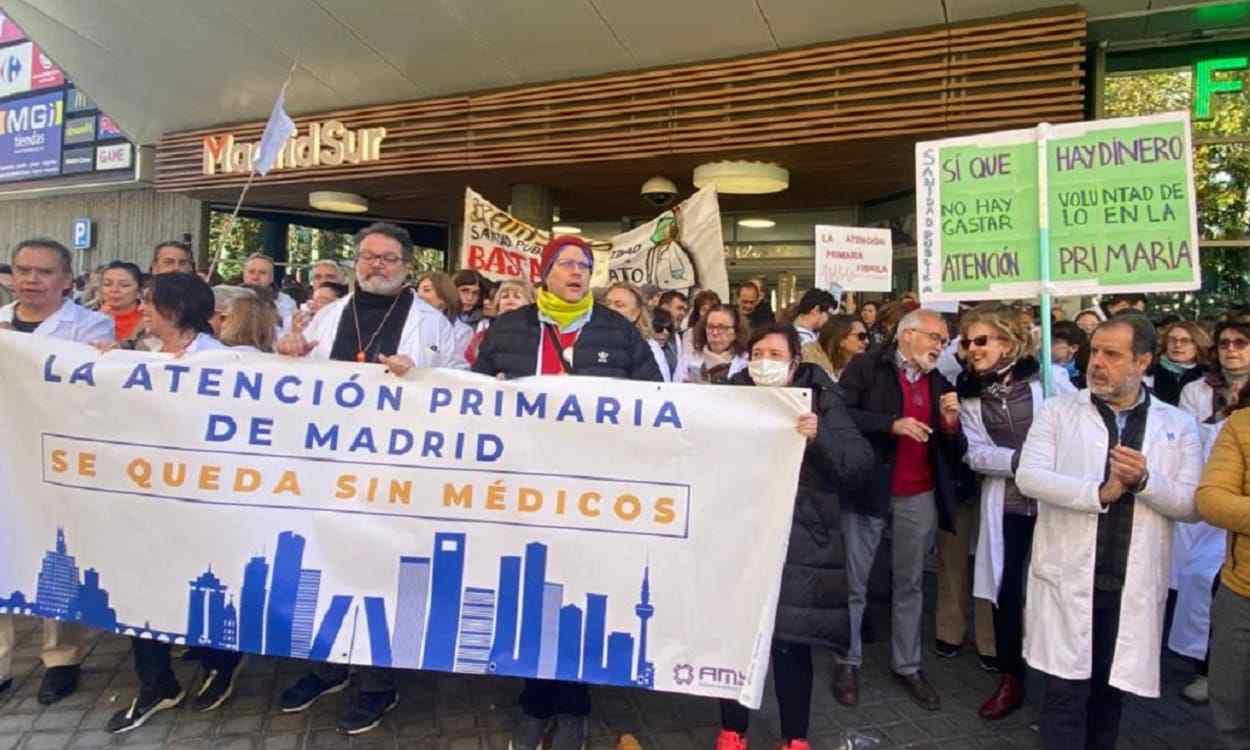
[915,112,1200,303]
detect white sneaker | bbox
[1181,675,1208,705]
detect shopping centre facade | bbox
[0,1,1246,307]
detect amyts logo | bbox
[672,662,747,690]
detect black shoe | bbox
[279,672,350,713]
[107,684,185,734]
[935,640,961,659]
[337,690,399,735]
[978,653,1001,673]
[192,656,245,713]
[37,665,79,705]
[0,677,11,696]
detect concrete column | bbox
[510,184,553,231]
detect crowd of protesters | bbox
[2,228,1250,750]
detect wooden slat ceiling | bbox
[156,6,1086,201]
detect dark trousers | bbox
[720,641,812,741]
[1040,590,1125,750]
[133,639,242,694]
[992,513,1036,678]
[519,679,591,719]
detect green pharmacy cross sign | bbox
[1194,56,1247,120]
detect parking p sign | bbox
[71,217,92,250]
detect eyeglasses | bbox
[1167,336,1195,346]
[706,325,735,333]
[1218,338,1250,351]
[358,253,404,267]
[960,334,1005,350]
[854,332,870,342]
[553,259,592,272]
[913,330,949,347]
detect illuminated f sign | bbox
[1194,57,1248,120]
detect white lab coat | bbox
[300,290,466,369]
[1016,389,1202,698]
[0,300,114,343]
[961,374,1076,605]
[184,333,228,353]
[675,347,747,384]
[1167,377,1227,660]
[275,291,297,332]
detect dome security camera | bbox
[641,176,678,208]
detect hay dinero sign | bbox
[202,119,386,175]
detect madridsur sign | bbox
[914,111,1200,303]
[202,119,387,175]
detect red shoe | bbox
[778,740,810,750]
[979,674,1025,720]
[715,730,748,750]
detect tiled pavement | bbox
[0,610,1220,750]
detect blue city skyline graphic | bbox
[0,528,656,689]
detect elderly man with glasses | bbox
[832,308,968,711]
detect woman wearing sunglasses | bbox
[801,314,868,382]
[1171,321,1250,705]
[956,302,1074,720]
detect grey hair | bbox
[212,284,257,312]
[353,222,414,260]
[896,308,943,334]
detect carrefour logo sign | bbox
[0,97,62,135]
[0,53,20,83]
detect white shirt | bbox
[300,290,465,370]
[0,299,114,343]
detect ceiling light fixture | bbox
[737,218,776,229]
[552,224,582,235]
[693,161,789,194]
[309,191,369,213]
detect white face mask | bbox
[749,358,792,387]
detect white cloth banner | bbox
[460,187,730,300]
[815,225,893,293]
[0,333,806,707]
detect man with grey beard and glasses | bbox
[273,221,461,735]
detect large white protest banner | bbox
[815,225,893,293]
[0,333,806,707]
[460,187,730,299]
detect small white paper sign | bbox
[815,225,893,293]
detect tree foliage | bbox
[1104,69,1250,317]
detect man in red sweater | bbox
[834,308,966,711]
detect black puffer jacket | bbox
[730,363,874,650]
[473,304,662,381]
[1149,361,1206,407]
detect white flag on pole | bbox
[253,83,296,176]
